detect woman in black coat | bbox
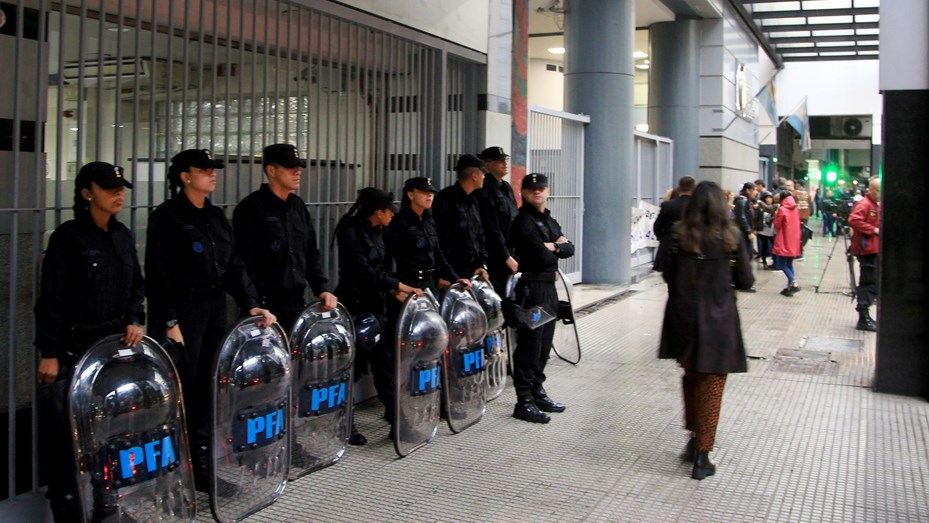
[658,181,754,480]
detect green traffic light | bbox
[826,170,837,183]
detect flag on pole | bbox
[756,79,778,125]
[785,97,811,152]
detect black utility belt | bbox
[173,284,223,301]
[260,288,306,304]
[398,269,436,282]
[521,272,557,282]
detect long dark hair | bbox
[332,187,396,247]
[678,181,739,254]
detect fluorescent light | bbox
[547,47,566,55]
[635,64,650,70]
[635,123,649,132]
[633,51,648,59]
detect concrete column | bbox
[564,0,635,284]
[648,19,701,178]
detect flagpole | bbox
[758,96,807,143]
[718,71,782,133]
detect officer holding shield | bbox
[432,154,490,283]
[35,162,144,521]
[233,143,337,332]
[145,149,275,491]
[476,146,519,297]
[509,173,574,423]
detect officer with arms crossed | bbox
[508,173,575,423]
[476,146,519,296]
[233,143,337,332]
[35,162,144,521]
[145,149,275,492]
[848,176,881,331]
[432,154,490,283]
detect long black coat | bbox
[658,227,754,374]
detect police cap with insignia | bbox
[357,187,399,215]
[403,176,439,194]
[477,146,509,161]
[262,143,307,168]
[522,173,549,190]
[455,154,485,174]
[76,161,133,190]
[170,148,225,173]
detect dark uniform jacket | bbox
[475,174,518,268]
[509,205,575,275]
[232,184,330,305]
[658,227,753,374]
[652,195,690,271]
[385,207,459,288]
[432,182,487,276]
[146,194,258,324]
[34,215,145,359]
[334,214,398,316]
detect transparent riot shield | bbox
[288,302,355,479]
[470,276,507,401]
[504,273,521,375]
[440,283,489,433]
[70,335,195,523]
[552,270,581,365]
[394,291,449,457]
[211,318,291,522]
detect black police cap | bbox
[170,149,225,173]
[455,154,484,172]
[477,146,509,161]
[262,143,307,168]
[76,161,133,190]
[403,177,439,194]
[357,187,399,214]
[522,173,549,190]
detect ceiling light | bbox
[107,27,132,32]
[635,123,649,133]
[633,51,648,59]
[635,64,650,70]
[547,47,566,55]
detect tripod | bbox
[813,219,858,300]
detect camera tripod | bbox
[813,219,858,300]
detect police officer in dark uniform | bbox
[432,154,490,282]
[35,162,144,521]
[334,187,423,444]
[383,177,469,434]
[509,173,575,423]
[476,146,519,296]
[233,143,337,332]
[145,148,275,491]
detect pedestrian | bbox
[145,148,275,492]
[334,187,422,444]
[233,143,337,333]
[433,154,490,282]
[848,177,881,331]
[476,146,519,297]
[508,173,575,424]
[772,190,802,296]
[658,180,753,481]
[35,162,144,521]
[653,176,695,272]
[756,191,776,269]
[733,182,758,254]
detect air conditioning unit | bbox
[830,116,872,139]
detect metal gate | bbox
[632,131,673,268]
[527,105,588,283]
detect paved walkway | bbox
[244,226,928,522]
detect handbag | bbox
[801,224,814,247]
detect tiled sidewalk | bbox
[248,229,928,522]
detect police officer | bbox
[432,154,490,282]
[476,146,519,296]
[145,148,275,492]
[233,143,337,332]
[383,177,469,435]
[509,173,574,423]
[334,187,423,444]
[35,162,144,521]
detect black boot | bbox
[532,387,566,413]
[349,423,367,446]
[856,308,877,331]
[513,397,550,423]
[692,451,716,480]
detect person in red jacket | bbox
[848,177,881,331]
[772,191,801,296]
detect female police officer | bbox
[334,187,423,444]
[509,173,574,424]
[145,148,274,490]
[35,161,144,521]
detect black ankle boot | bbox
[532,387,566,413]
[856,308,877,331]
[692,451,716,480]
[513,397,550,423]
[349,423,367,446]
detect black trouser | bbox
[487,260,512,299]
[512,279,558,398]
[856,253,879,309]
[263,297,307,337]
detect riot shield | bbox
[288,302,355,479]
[469,276,507,402]
[440,283,489,433]
[70,335,195,522]
[211,318,291,522]
[394,291,449,457]
[504,273,521,375]
[552,270,581,364]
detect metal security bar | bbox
[527,105,589,283]
[1,0,484,506]
[632,131,674,268]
